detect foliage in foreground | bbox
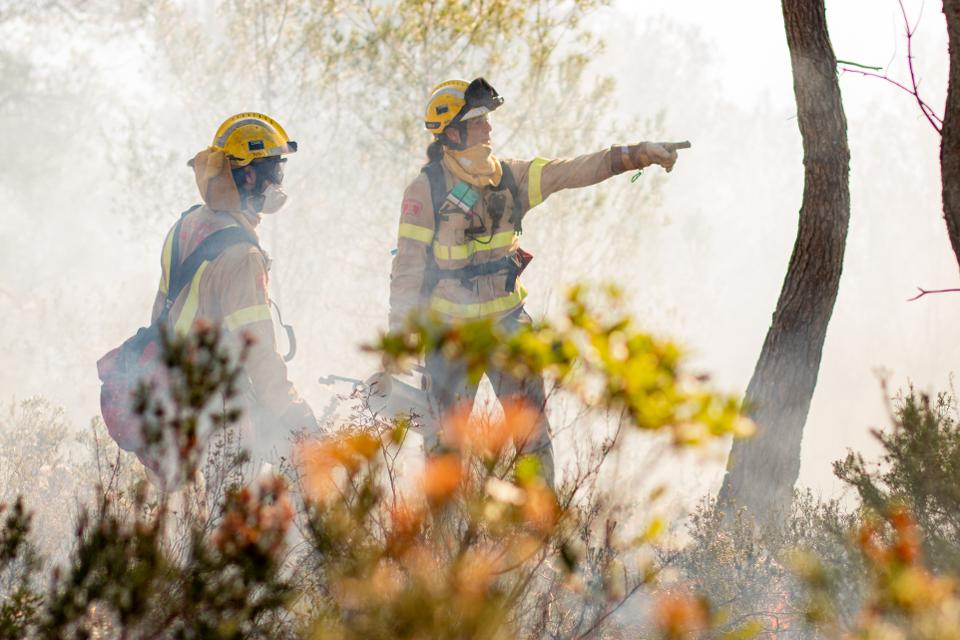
[668,385,960,639]
[0,285,751,639]
[6,284,960,639]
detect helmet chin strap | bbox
[441,122,469,151]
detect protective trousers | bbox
[424,307,555,487]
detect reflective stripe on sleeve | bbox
[173,261,210,335]
[224,304,272,331]
[398,223,434,244]
[432,230,517,261]
[430,285,528,319]
[160,226,175,294]
[528,157,550,208]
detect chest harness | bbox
[420,160,533,295]
[168,205,297,361]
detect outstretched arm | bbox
[506,141,686,214]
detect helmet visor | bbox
[456,77,504,122]
[254,156,286,186]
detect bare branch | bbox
[836,59,882,71]
[840,67,944,131]
[907,287,960,301]
[838,0,944,134]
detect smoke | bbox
[578,1,955,503]
[0,0,954,526]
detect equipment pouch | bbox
[96,322,168,462]
[515,247,534,273]
[505,248,534,293]
[445,181,479,213]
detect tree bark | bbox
[718,0,850,520]
[943,0,960,270]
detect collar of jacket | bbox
[226,209,262,237]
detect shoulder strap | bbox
[161,206,259,322]
[169,227,259,303]
[421,161,447,230]
[169,204,203,279]
[418,162,447,297]
[155,204,263,324]
[497,162,524,234]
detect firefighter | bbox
[388,79,683,486]
[153,112,318,465]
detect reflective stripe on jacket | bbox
[388,146,629,330]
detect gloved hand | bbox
[634,142,679,173]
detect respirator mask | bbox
[245,157,290,214]
[256,182,289,214]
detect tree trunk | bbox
[944,0,960,270]
[718,0,850,520]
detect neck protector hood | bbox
[188,147,242,212]
[442,144,502,188]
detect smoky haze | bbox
[0,0,953,507]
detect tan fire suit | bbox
[150,149,317,461]
[389,144,650,327]
[388,143,653,483]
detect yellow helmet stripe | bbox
[214,118,275,148]
[432,85,466,101]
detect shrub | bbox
[0,285,750,639]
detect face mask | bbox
[240,158,289,214]
[259,182,289,214]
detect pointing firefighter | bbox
[388,78,686,486]
[153,113,318,464]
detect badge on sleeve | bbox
[402,198,423,218]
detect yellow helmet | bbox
[424,78,504,135]
[212,112,297,167]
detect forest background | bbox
[0,0,957,635]
[1,0,951,501]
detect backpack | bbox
[96,205,258,457]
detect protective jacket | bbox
[389,144,647,330]
[151,149,316,435]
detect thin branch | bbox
[838,0,943,134]
[907,287,960,301]
[574,578,646,640]
[840,67,943,131]
[836,59,882,71]
[897,0,939,132]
